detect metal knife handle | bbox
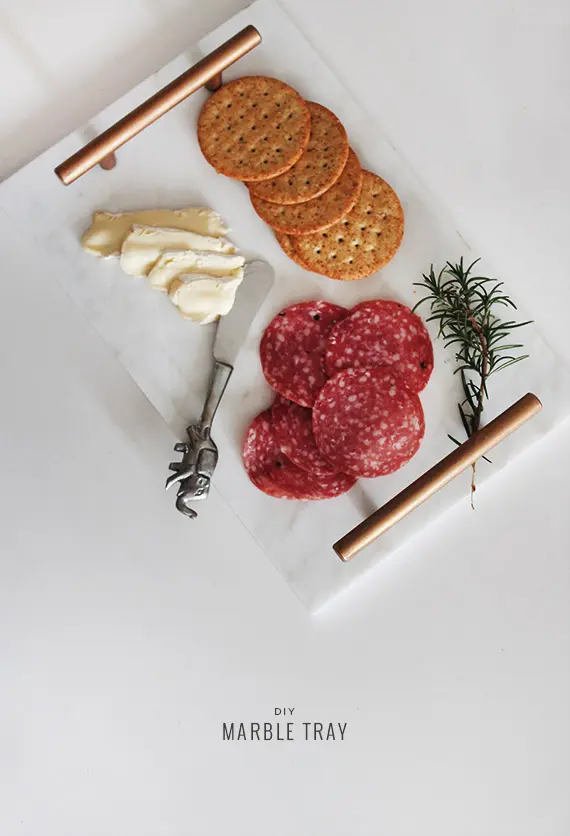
[199,360,233,432]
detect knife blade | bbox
[212,258,275,367]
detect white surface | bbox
[3,0,569,612]
[0,0,569,833]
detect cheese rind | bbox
[120,226,237,276]
[81,208,229,257]
[168,274,243,324]
[148,250,245,291]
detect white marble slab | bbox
[0,0,569,611]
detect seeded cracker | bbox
[274,231,320,271]
[292,171,404,280]
[275,231,329,274]
[197,76,311,181]
[250,148,362,235]
[247,102,349,203]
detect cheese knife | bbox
[166,259,275,517]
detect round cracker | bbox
[197,76,311,181]
[251,148,362,235]
[274,231,322,272]
[291,171,404,280]
[247,102,349,203]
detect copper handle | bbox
[55,25,262,185]
[334,393,542,562]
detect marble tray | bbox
[1,0,569,611]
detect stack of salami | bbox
[243,299,434,500]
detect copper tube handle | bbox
[334,393,542,562]
[54,25,261,185]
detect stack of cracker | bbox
[198,76,404,281]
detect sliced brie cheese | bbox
[81,207,229,257]
[120,226,237,276]
[168,274,243,325]
[148,250,245,292]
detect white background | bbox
[1,0,569,834]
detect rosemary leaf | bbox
[415,257,531,503]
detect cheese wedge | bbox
[168,274,243,325]
[120,226,237,276]
[148,250,245,291]
[81,207,229,257]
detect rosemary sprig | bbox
[413,257,532,506]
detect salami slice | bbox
[313,367,425,478]
[324,300,433,393]
[271,398,337,476]
[260,300,348,407]
[243,409,356,499]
